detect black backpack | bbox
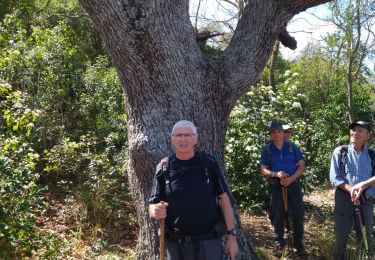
[158,152,227,237]
[338,145,375,176]
[160,152,211,192]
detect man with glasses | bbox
[260,121,307,257]
[149,120,239,260]
[330,121,375,259]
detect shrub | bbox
[0,82,45,258]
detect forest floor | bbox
[241,188,336,259]
[38,188,338,259]
[121,187,337,259]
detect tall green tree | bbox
[327,0,375,122]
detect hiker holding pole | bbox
[330,121,375,260]
[260,121,307,257]
[149,120,239,260]
[351,175,375,202]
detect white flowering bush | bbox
[225,77,309,208]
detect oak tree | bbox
[77,0,331,258]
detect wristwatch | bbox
[226,228,240,236]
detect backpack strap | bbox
[266,141,296,166]
[286,140,294,153]
[368,149,375,177]
[338,145,374,176]
[266,143,272,167]
[200,152,210,184]
[160,156,172,193]
[286,140,298,163]
[339,145,349,169]
[161,156,169,172]
[161,152,211,190]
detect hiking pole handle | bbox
[159,201,165,260]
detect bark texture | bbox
[77,0,331,259]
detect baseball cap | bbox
[349,121,372,133]
[269,121,283,131]
[282,124,292,130]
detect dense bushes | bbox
[226,71,310,208]
[226,52,374,209]
[0,2,129,257]
[0,82,45,258]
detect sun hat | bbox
[269,121,283,132]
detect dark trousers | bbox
[166,238,223,260]
[270,181,305,248]
[333,188,373,260]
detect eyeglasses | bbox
[284,130,292,134]
[172,133,195,139]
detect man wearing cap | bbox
[260,121,306,257]
[283,125,292,140]
[330,121,375,259]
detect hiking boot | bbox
[273,244,284,257]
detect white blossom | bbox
[284,70,291,77]
[292,102,302,109]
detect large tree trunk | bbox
[78,0,331,259]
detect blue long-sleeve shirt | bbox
[330,143,375,198]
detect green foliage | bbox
[1,0,374,257]
[259,54,291,85]
[227,47,374,209]
[292,47,374,183]
[0,2,129,257]
[0,82,44,258]
[44,133,128,224]
[226,71,308,208]
[202,45,223,55]
[0,2,105,151]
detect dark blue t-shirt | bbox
[260,141,304,176]
[149,152,228,235]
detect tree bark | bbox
[269,41,280,91]
[77,0,332,259]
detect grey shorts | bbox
[166,238,223,260]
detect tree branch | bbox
[219,0,332,100]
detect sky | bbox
[189,1,336,60]
[281,4,336,59]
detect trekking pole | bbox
[354,203,369,258]
[159,218,165,260]
[159,201,165,260]
[281,186,292,254]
